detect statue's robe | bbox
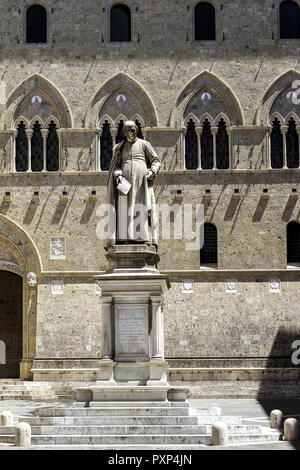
[107,138,161,247]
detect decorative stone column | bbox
[111,128,117,148]
[266,126,272,169]
[196,127,203,170]
[96,129,102,172]
[11,131,18,173]
[281,126,288,169]
[41,129,48,172]
[25,129,33,172]
[211,126,218,170]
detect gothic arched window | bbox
[286,117,299,168]
[271,118,284,169]
[280,1,300,39]
[47,121,59,171]
[195,2,216,41]
[185,119,198,170]
[216,119,229,169]
[110,4,131,42]
[287,221,300,264]
[31,121,43,172]
[200,223,218,266]
[201,119,214,169]
[100,121,113,171]
[26,5,47,43]
[16,122,28,172]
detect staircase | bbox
[0,402,281,448]
[0,380,75,401]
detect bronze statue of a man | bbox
[107,121,161,247]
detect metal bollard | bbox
[1,411,13,426]
[284,418,298,441]
[15,422,31,447]
[270,409,283,429]
[212,422,229,446]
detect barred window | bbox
[111,4,131,42]
[280,1,300,39]
[200,223,218,266]
[26,5,47,43]
[195,2,216,41]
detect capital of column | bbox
[211,127,219,136]
[41,129,49,139]
[296,125,300,135]
[281,126,288,135]
[25,129,33,138]
[195,127,203,136]
[13,130,18,138]
[111,128,118,138]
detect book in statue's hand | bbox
[117,177,132,195]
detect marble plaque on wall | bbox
[115,306,148,357]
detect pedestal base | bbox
[73,385,190,407]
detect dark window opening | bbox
[286,117,299,168]
[31,121,43,172]
[135,120,144,139]
[100,121,113,171]
[195,2,216,41]
[280,1,300,39]
[116,120,125,144]
[287,222,300,264]
[16,122,28,172]
[216,118,229,169]
[201,119,214,169]
[26,5,47,44]
[110,4,131,42]
[47,121,59,171]
[185,119,198,170]
[271,118,284,169]
[200,223,218,266]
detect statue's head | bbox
[123,121,138,143]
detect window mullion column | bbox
[25,129,33,172]
[12,131,18,173]
[211,127,218,170]
[96,129,102,172]
[282,126,288,169]
[196,127,202,170]
[41,129,48,172]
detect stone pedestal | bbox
[74,245,189,405]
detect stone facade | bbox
[0,0,299,396]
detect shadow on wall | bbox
[257,325,300,449]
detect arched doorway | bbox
[0,271,23,378]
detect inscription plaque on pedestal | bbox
[115,306,149,360]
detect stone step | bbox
[18,416,200,426]
[18,415,242,426]
[0,424,264,436]
[37,407,220,418]
[0,432,280,446]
